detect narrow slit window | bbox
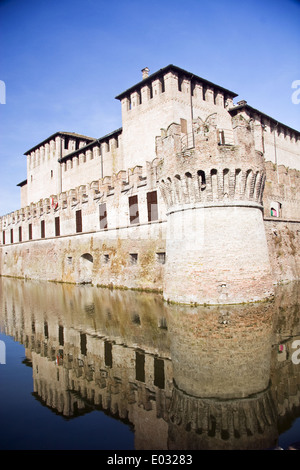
[10,229,13,244]
[55,216,60,236]
[59,325,64,346]
[28,223,32,240]
[76,209,82,233]
[19,226,22,242]
[41,220,45,239]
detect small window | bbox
[159,317,168,330]
[41,220,45,239]
[218,130,225,145]
[10,229,13,244]
[130,253,138,265]
[99,203,107,229]
[50,170,53,178]
[156,252,166,264]
[67,256,73,265]
[76,209,82,233]
[178,75,183,92]
[132,313,141,325]
[129,195,139,225]
[19,226,22,242]
[2,231,5,245]
[270,202,282,218]
[103,254,110,264]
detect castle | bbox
[1,64,300,305]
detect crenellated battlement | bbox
[0,158,161,236]
[156,111,266,210]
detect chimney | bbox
[141,67,150,79]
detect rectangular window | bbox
[104,341,113,368]
[154,357,165,389]
[2,231,5,245]
[129,195,139,224]
[99,203,107,229]
[58,325,64,346]
[80,333,87,356]
[135,351,145,383]
[147,191,158,222]
[19,226,22,242]
[178,75,183,92]
[156,252,166,264]
[130,253,138,265]
[76,209,82,233]
[41,220,45,239]
[218,130,225,145]
[55,216,60,236]
[10,229,13,244]
[28,223,32,240]
[44,322,49,339]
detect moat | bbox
[0,277,300,450]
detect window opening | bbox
[76,209,82,233]
[135,351,145,382]
[55,216,60,236]
[129,195,140,224]
[41,220,45,239]
[147,191,158,222]
[99,203,107,229]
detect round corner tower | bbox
[156,111,274,305]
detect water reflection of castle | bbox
[1,277,300,450]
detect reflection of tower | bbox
[157,111,274,305]
[166,302,278,450]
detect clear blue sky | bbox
[0,0,299,216]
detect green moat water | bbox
[0,277,299,450]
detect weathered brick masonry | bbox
[1,65,299,304]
